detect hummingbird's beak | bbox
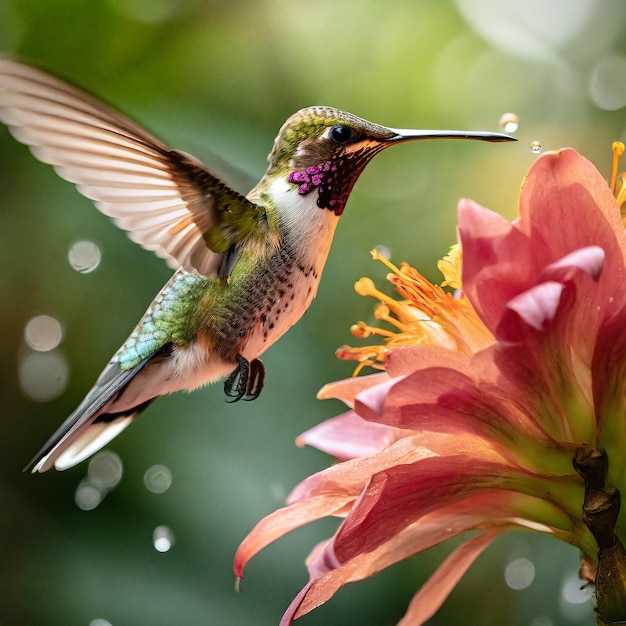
[387,128,517,143]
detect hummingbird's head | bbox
[266,106,514,216]
[266,106,399,216]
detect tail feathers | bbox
[25,347,171,473]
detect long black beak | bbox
[388,128,517,143]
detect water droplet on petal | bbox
[153,525,175,552]
[144,464,172,494]
[530,141,543,154]
[498,112,519,133]
[24,315,63,351]
[68,240,101,273]
[504,557,535,590]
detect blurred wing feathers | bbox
[0,58,269,277]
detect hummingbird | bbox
[0,59,515,473]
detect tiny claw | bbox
[243,359,265,401]
[224,354,250,403]
[223,355,265,402]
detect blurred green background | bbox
[1,1,625,624]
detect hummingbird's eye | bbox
[330,125,356,144]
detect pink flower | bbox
[235,148,626,624]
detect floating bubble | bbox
[144,464,172,494]
[504,557,535,590]
[498,112,519,133]
[88,451,123,490]
[68,240,101,273]
[89,619,113,626]
[530,141,542,154]
[153,525,175,552]
[24,315,63,352]
[18,350,69,402]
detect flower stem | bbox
[574,448,626,624]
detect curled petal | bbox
[457,198,537,332]
[296,411,408,460]
[539,246,605,282]
[504,281,565,332]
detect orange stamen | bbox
[610,141,625,195]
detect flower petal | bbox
[458,198,537,332]
[355,349,556,464]
[296,411,408,460]
[539,246,605,282]
[504,281,565,332]
[397,530,501,626]
[317,371,391,406]
[519,149,624,264]
[330,456,543,563]
[234,498,350,580]
[282,491,571,624]
[460,149,626,339]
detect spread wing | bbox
[0,58,272,277]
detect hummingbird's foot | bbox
[224,355,265,402]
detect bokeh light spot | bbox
[19,350,69,402]
[504,557,535,590]
[68,240,101,273]
[88,450,123,490]
[144,464,172,494]
[589,55,626,110]
[559,572,594,621]
[75,481,105,511]
[373,244,392,260]
[153,525,175,552]
[498,112,519,133]
[24,315,63,351]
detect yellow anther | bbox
[438,244,463,290]
[350,323,371,338]
[354,277,377,297]
[373,304,391,320]
[371,248,403,276]
[341,251,495,374]
[610,141,625,195]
